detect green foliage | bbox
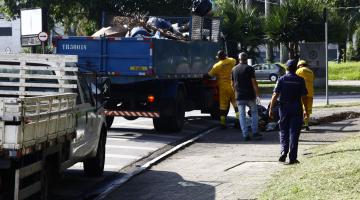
[264,0,323,46]
[259,134,360,200]
[215,1,264,60]
[0,0,193,36]
[329,61,360,80]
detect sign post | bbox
[38,32,48,54]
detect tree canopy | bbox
[215,1,264,60]
[0,0,193,35]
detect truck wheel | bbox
[0,169,14,200]
[124,116,138,120]
[84,127,106,177]
[40,165,49,200]
[153,90,185,132]
[105,116,114,129]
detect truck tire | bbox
[0,169,15,200]
[153,90,185,132]
[124,116,138,121]
[83,126,106,177]
[105,116,114,129]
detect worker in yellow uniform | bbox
[204,50,239,129]
[296,60,315,131]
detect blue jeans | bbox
[237,100,258,137]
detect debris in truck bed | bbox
[96,15,190,41]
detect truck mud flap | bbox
[104,110,160,118]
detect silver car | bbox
[252,63,285,82]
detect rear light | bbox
[147,95,155,103]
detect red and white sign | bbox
[38,32,48,42]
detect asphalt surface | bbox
[48,94,360,199]
[104,116,360,200]
[49,116,219,199]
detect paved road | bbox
[49,94,359,199]
[49,115,219,199]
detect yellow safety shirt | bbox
[208,57,236,91]
[296,66,315,97]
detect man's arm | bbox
[251,78,260,97]
[269,92,280,119]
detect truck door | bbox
[71,78,98,158]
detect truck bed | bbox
[56,37,219,85]
[0,54,78,153]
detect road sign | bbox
[38,32,48,42]
[21,8,42,47]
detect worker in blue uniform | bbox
[269,60,308,164]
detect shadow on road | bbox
[104,170,216,200]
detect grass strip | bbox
[259,134,360,200]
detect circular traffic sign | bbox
[38,32,48,42]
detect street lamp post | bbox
[323,8,329,105]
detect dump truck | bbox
[55,16,221,132]
[0,54,107,200]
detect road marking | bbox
[107,137,129,141]
[71,163,119,170]
[106,154,141,159]
[113,124,154,129]
[106,145,157,151]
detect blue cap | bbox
[286,60,296,67]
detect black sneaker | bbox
[305,126,310,131]
[278,155,286,162]
[289,160,300,165]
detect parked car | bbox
[252,63,285,82]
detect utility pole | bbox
[279,0,288,63]
[324,8,329,105]
[265,0,273,63]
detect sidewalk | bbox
[105,108,360,200]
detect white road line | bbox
[106,154,141,159]
[107,137,130,141]
[71,163,119,170]
[113,124,154,129]
[106,145,157,151]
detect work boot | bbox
[305,126,310,131]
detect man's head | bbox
[216,50,227,60]
[297,60,308,68]
[238,52,248,64]
[286,59,297,73]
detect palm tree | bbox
[216,1,265,61]
[264,0,323,59]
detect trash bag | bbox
[129,27,151,38]
[192,0,212,17]
[147,17,172,30]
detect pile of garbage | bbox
[92,0,213,40]
[93,16,190,40]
